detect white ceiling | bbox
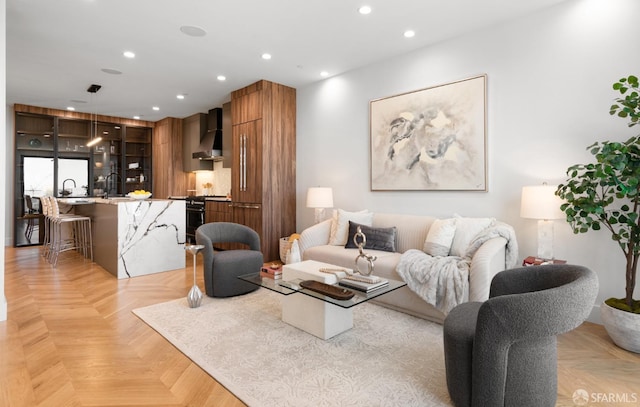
[7,0,569,122]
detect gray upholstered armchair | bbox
[195,222,263,298]
[443,264,598,407]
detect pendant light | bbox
[86,84,103,147]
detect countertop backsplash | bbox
[194,162,231,196]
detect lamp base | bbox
[314,208,326,224]
[537,219,554,260]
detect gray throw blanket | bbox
[396,223,518,315]
[397,251,470,315]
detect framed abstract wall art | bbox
[370,75,487,191]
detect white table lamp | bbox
[520,184,565,259]
[306,187,334,223]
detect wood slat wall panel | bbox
[14,104,155,128]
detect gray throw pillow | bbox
[344,221,397,252]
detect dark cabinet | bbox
[123,126,152,194]
[92,123,122,196]
[182,113,213,172]
[13,105,154,246]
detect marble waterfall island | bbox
[75,198,186,279]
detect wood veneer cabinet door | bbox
[152,118,184,198]
[205,201,234,250]
[231,90,262,124]
[204,201,232,223]
[232,120,262,204]
[231,203,263,251]
[230,80,296,261]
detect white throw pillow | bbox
[423,218,457,257]
[328,209,373,246]
[450,216,495,257]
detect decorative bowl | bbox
[127,192,152,200]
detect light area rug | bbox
[133,289,452,407]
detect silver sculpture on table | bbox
[353,226,377,276]
[185,244,205,308]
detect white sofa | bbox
[298,212,514,324]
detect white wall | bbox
[1,0,8,321]
[296,0,640,322]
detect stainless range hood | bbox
[192,107,223,161]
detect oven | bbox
[185,197,206,243]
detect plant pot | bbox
[600,301,640,353]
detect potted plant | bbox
[556,75,640,353]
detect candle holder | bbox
[185,244,205,308]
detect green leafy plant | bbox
[556,75,640,314]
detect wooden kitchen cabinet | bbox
[230,80,296,261]
[232,120,262,204]
[152,117,186,198]
[205,200,233,223]
[205,200,255,251]
[231,203,263,240]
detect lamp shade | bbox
[306,187,334,208]
[520,185,565,220]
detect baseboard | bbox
[587,303,602,325]
[0,294,7,321]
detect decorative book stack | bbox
[260,265,282,279]
[339,277,389,292]
[522,256,567,266]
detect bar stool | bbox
[40,196,52,259]
[40,196,73,261]
[40,195,74,261]
[46,197,93,267]
[23,195,40,243]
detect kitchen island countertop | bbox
[64,198,186,279]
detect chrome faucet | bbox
[62,178,76,196]
[104,172,121,198]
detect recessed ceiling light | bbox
[320,71,329,77]
[358,5,372,15]
[152,106,160,111]
[101,68,122,75]
[217,75,226,81]
[180,25,207,37]
[123,50,136,58]
[261,53,272,60]
[133,115,141,120]
[177,94,185,100]
[66,106,75,111]
[404,30,415,38]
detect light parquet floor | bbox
[1,246,639,406]
[1,246,245,407]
